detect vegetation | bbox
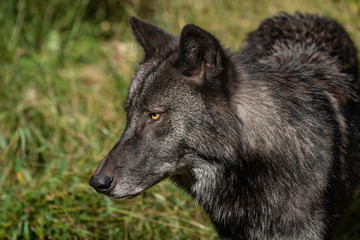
[1,0,359,239]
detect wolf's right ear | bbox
[129,17,176,60]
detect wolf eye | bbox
[150,113,160,121]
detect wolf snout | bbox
[89,173,113,194]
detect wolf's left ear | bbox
[129,17,176,59]
[178,24,226,87]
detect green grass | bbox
[1,0,360,239]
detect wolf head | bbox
[89,17,239,199]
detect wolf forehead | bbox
[127,50,192,110]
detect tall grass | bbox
[0,0,359,239]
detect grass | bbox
[0,0,360,239]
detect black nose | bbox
[89,174,113,193]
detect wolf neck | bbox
[189,156,253,238]
[180,58,244,236]
[186,54,246,206]
[185,56,287,238]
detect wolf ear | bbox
[178,24,225,87]
[129,17,176,59]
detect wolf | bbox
[89,13,360,239]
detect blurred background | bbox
[0,0,359,239]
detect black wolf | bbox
[89,13,360,239]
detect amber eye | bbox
[150,113,160,121]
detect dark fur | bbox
[89,13,360,239]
